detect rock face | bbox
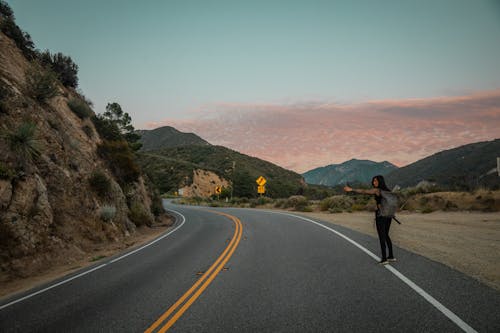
[0,32,155,279]
[179,169,230,197]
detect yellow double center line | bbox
[145,211,243,333]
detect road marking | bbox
[145,210,243,333]
[0,209,186,311]
[275,212,478,333]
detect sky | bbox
[7,0,500,172]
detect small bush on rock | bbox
[100,205,116,222]
[67,98,93,119]
[89,171,111,198]
[128,202,153,227]
[26,64,59,102]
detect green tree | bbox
[0,1,36,60]
[39,50,79,88]
[0,17,35,59]
[0,0,14,18]
[232,170,255,198]
[102,102,142,150]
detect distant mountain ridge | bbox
[136,126,304,197]
[137,126,209,151]
[385,139,500,190]
[303,159,398,186]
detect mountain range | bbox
[137,127,305,198]
[137,126,209,151]
[303,159,398,186]
[139,125,500,192]
[385,139,500,190]
[303,139,500,190]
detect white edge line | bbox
[274,211,478,333]
[0,209,186,311]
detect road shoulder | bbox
[293,210,500,291]
[0,215,174,300]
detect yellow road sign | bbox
[256,176,267,186]
[257,185,266,194]
[215,186,222,194]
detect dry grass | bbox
[403,190,500,212]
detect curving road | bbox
[1,201,500,332]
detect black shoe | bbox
[388,257,397,262]
[379,259,389,265]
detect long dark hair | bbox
[372,175,390,191]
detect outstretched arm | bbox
[343,186,379,195]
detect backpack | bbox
[379,190,401,223]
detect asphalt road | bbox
[1,201,500,332]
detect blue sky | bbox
[8,0,500,122]
[6,0,500,170]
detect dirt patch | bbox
[297,211,500,291]
[0,215,173,300]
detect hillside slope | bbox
[303,159,398,186]
[385,139,500,189]
[138,126,209,151]
[138,145,306,198]
[0,26,159,280]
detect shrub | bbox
[26,64,59,102]
[250,196,273,207]
[0,79,12,113]
[97,140,140,184]
[351,203,366,211]
[0,1,14,18]
[444,200,458,211]
[150,191,164,217]
[89,171,111,198]
[2,122,42,164]
[320,195,354,212]
[82,125,93,138]
[38,50,78,88]
[67,98,93,119]
[283,195,310,211]
[0,162,14,179]
[100,205,116,222]
[128,202,153,227]
[0,16,36,60]
[274,199,286,208]
[421,207,434,214]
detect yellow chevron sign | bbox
[256,176,267,186]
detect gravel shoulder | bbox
[296,211,500,291]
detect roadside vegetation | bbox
[174,186,500,213]
[1,2,78,88]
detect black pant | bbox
[375,216,393,260]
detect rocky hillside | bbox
[138,126,209,151]
[0,12,163,280]
[303,159,398,186]
[385,139,500,190]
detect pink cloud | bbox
[143,90,500,173]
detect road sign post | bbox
[257,185,266,194]
[256,176,267,196]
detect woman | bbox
[344,175,396,265]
